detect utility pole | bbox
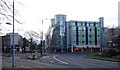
[40,19,47,55]
[41,20,43,55]
[12,0,15,67]
[112,24,114,48]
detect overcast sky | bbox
[1,0,119,40]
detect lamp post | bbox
[6,0,15,67]
[12,0,15,67]
[41,19,47,55]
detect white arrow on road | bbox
[53,55,69,65]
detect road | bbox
[2,52,119,69]
[37,52,118,68]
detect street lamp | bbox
[6,0,15,67]
[41,18,47,55]
[6,22,15,67]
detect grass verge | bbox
[85,55,120,62]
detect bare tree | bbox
[24,30,42,51]
[0,0,23,24]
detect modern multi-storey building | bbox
[67,17,107,52]
[50,14,66,52]
[49,14,107,52]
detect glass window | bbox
[81,35,82,37]
[72,22,75,25]
[82,35,84,37]
[82,41,84,44]
[98,35,100,37]
[90,28,91,31]
[98,29,100,32]
[92,35,93,37]
[97,24,99,27]
[72,28,74,31]
[89,35,91,37]
[99,41,101,44]
[73,41,74,44]
[80,28,82,31]
[91,28,93,32]
[90,24,93,26]
[79,23,81,26]
[90,41,91,43]
[72,34,74,37]
[92,41,93,44]
[81,41,82,44]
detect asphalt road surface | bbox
[2,52,119,69]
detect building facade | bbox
[50,14,67,52]
[107,26,120,49]
[2,33,23,53]
[49,14,107,52]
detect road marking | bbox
[21,65,32,69]
[53,55,69,65]
[21,65,26,68]
[50,61,54,63]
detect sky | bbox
[1,0,119,41]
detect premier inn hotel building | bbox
[50,14,107,52]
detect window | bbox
[85,22,87,26]
[82,41,84,44]
[90,41,93,44]
[72,22,75,25]
[91,28,93,32]
[82,35,84,37]
[99,41,101,44]
[72,34,74,37]
[90,28,93,32]
[80,34,84,37]
[91,35,93,37]
[90,35,93,37]
[94,23,96,27]
[81,41,82,44]
[98,29,100,32]
[79,23,81,26]
[97,24,99,27]
[72,28,74,31]
[80,28,84,31]
[90,28,91,31]
[90,35,91,37]
[98,35,100,37]
[90,41,91,43]
[89,23,92,26]
[92,41,93,44]
[73,41,74,44]
[90,24,92,26]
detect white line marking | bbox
[21,65,26,68]
[21,65,32,68]
[53,55,69,65]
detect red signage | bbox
[75,48,79,51]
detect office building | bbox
[49,14,107,52]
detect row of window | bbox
[72,28,101,32]
[72,34,101,38]
[72,41,101,44]
[71,22,100,27]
